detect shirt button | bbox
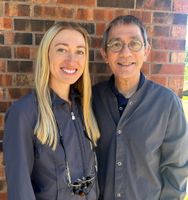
[117,130,122,135]
[116,193,121,197]
[129,101,133,105]
[117,161,122,166]
[119,106,123,110]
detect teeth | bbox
[62,68,76,74]
[118,62,134,66]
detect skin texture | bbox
[100,24,150,97]
[49,29,86,100]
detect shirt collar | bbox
[51,87,80,106]
[109,72,145,97]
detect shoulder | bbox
[145,79,182,105]
[5,90,38,126]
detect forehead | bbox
[108,24,143,40]
[51,29,86,47]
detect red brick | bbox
[0,60,6,73]
[0,89,7,101]
[151,64,184,75]
[14,47,30,59]
[168,76,184,96]
[0,129,3,140]
[33,0,49,3]
[76,8,93,21]
[130,11,152,24]
[13,74,34,87]
[149,75,168,87]
[5,3,30,17]
[0,162,5,179]
[0,75,12,86]
[114,9,129,18]
[44,6,56,17]
[0,2,3,17]
[0,115,3,128]
[4,32,14,45]
[151,51,169,63]
[96,23,106,36]
[171,26,186,38]
[152,38,185,51]
[173,0,188,13]
[0,102,11,113]
[94,9,105,21]
[141,62,150,75]
[30,47,38,60]
[33,5,43,17]
[153,12,173,25]
[94,9,114,21]
[94,49,103,61]
[91,37,102,48]
[0,192,7,200]
[137,0,171,11]
[0,179,7,192]
[57,0,95,7]
[171,52,186,63]
[104,9,115,21]
[153,26,170,37]
[57,7,75,19]
[0,18,12,30]
[8,88,31,100]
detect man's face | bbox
[101,24,150,81]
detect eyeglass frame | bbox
[65,164,96,196]
[106,38,144,52]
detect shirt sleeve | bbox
[3,103,36,200]
[160,95,188,200]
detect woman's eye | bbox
[57,48,67,53]
[76,50,85,55]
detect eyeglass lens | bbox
[107,38,143,52]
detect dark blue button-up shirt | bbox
[3,89,98,200]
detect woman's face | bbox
[49,29,86,90]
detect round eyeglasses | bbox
[107,38,143,52]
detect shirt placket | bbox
[114,127,127,200]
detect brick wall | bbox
[0,0,188,199]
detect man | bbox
[93,15,188,200]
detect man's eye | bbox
[129,40,142,48]
[111,41,122,48]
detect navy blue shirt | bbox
[3,89,98,200]
[110,73,144,116]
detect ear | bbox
[100,48,108,64]
[143,44,151,62]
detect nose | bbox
[65,52,76,64]
[120,44,132,54]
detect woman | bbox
[3,22,100,200]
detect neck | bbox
[115,73,140,98]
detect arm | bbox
[160,95,188,200]
[3,103,36,200]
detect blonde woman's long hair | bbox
[34,22,100,150]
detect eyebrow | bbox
[54,42,86,49]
